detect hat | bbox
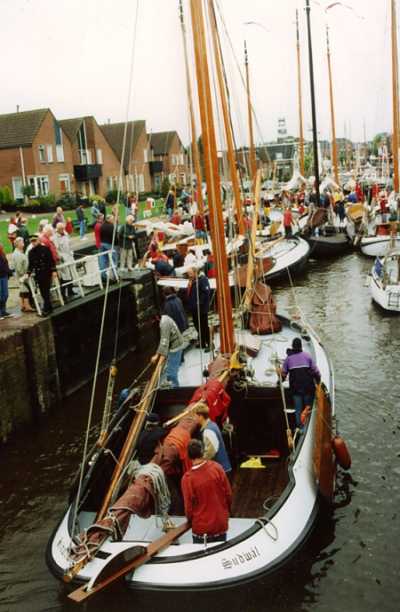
[29,233,40,240]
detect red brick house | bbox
[99,120,152,194]
[59,116,121,197]
[0,108,74,200]
[148,131,188,191]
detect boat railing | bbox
[28,249,119,315]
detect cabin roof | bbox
[0,108,49,149]
[100,120,146,171]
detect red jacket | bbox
[283,209,293,227]
[182,460,231,536]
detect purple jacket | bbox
[282,350,321,396]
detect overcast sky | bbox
[0,0,394,146]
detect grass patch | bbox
[0,199,165,253]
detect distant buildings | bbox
[0,108,189,201]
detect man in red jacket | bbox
[181,439,232,544]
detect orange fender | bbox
[332,436,351,470]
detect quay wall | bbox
[0,270,159,443]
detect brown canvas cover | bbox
[309,208,328,228]
[249,282,282,334]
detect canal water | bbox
[0,252,399,612]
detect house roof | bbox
[58,117,84,142]
[149,131,180,156]
[0,108,49,150]
[100,121,146,172]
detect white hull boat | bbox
[47,316,335,592]
[360,235,400,257]
[370,250,400,311]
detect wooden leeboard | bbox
[313,385,336,501]
[68,521,190,603]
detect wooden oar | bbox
[255,234,286,257]
[276,366,294,451]
[68,521,190,603]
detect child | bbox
[65,217,74,235]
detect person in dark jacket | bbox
[0,243,12,317]
[99,215,118,281]
[279,337,321,429]
[162,286,188,333]
[118,214,137,271]
[186,267,210,351]
[136,414,167,464]
[76,204,86,239]
[194,404,232,476]
[27,235,56,316]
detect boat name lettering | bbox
[221,546,260,570]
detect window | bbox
[171,154,177,166]
[180,173,186,185]
[47,145,53,163]
[107,176,115,191]
[59,174,70,193]
[138,174,145,192]
[96,148,103,164]
[38,145,46,162]
[56,145,64,162]
[169,173,176,183]
[154,175,161,190]
[179,153,185,165]
[276,152,283,160]
[28,175,49,196]
[144,149,148,163]
[79,149,91,164]
[12,177,23,200]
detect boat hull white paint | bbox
[360,236,400,257]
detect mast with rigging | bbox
[326,25,339,185]
[305,0,321,204]
[296,9,305,176]
[244,40,257,186]
[391,0,399,193]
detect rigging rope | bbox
[71,0,141,538]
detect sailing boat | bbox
[300,19,350,257]
[47,0,342,599]
[360,0,400,257]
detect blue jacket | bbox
[163,294,188,333]
[186,273,210,314]
[203,420,232,473]
[282,350,321,396]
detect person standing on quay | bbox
[76,203,86,240]
[118,214,137,271]
[28,235,56,316]
[11,237,34,313]
[0,243,12,318]
[182,439,232,544]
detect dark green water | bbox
[0,253,399,612]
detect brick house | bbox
[99,120,151,194]
[59,116,121,197]
[148,131,188,191]
[0,108,74,200]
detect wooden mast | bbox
[244,40,257,186]
[326,25,339,185]
[208,0,245,235]
[305,0,321,205]
[179,0,204,214]
[296,9,305,176]
[391,0,400,192]
[190,0,234,354]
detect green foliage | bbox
[37,193,56,208]
[0,185,13,205]
[105,190,118,204]
[22,184,34,197]
[371,132,390,156]
[56,192,77,208]
[161,177,170,198]
[304,152,313,175]
[89,194,106,204]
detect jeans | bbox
[79,220,86,238]
[292,393,314,428]
[0,276,9,314]
[99,243,117,280]
[165,349,182,387]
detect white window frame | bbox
[138,173,145,193]
[107,176,114,191]
[171,154,177,166]
[12,176,23,199]
[56,144,64,162]
[144,149,148,163]
[28,175,49,196]
[79,149,91,164]
[96,148,103,164]
[179,153,184,165]
[38,144,46,162]
[47,145,53,163]
[59,174,71,193]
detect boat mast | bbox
[391,0,400,192]
[326,25,339,185]
[190,0,234,353]
[305,0,320,204]
[179,0,204,213]
[296,9,305,176]
[244,40,257,186]
[208,0,245,234]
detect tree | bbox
[161,176,170,198]
[371,132,390,156]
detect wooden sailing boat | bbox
[361,0,400,257]
[301,9,350,257]
[46,0,340,598]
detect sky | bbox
[0,0,394,146]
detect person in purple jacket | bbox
[280,337,321,429]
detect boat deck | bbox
[231,460,289,518]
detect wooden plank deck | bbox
[230,460,289,518]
